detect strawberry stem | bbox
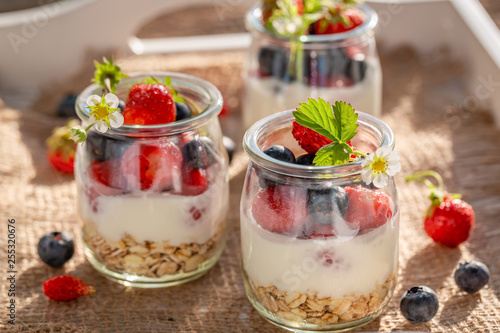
[406,170,445,206]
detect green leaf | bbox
[313,142,352,166]
[293,97,339,142]
[332,101,358,143]
[164,77,172,87]
[92,57,127,94]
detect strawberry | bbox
[343,185,392,231]
[122,83,176,125]
[251,185,307,235]
[424,198,475,248]
[313,7,364,35]
[182,165,208,196]
[292,121,333,154]
[89,159,128,191]
[292,121,354,155]
[121,140,182,191]
[407,171,475,248]
[43,276,95,302]
[46,120,78,174]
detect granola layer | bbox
[249,273,396,328]
[83,220,225,278]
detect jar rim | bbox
[245,3,378,44]
[75,72,223,136]
[243,110,395,179]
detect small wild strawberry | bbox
[43,276,95,302]
[406,171,475,247]
[46,119,79,174]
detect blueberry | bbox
[37,231,75,267]
[175,102,191,121]
[57,94,78,118]
[182,138,214,170]
[86,130,131,162]
[296,153,316,165]
[257,46,290,80]
[263,145,296,164]
[222,136,235,163]
[454,261,490,294]
[346,53,367,84]
[306,187,349,225]
[304,48,350,87]
[400,286,439,323]
[118,99,126,111]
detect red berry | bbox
[251,185,307,235]
[292,121,333,154]
[47,150,75,174]
[43,276,95,302]
[182,166,208,196]
[292,121,355,155]
[424,198,475,248]
[89,159,128,191]
[46,120,78,174]
[122,83,176,125]
[121,140,182,191]
[314,8,364,34]
[344,185,392,231]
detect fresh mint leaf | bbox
[313,142,353,166]
[293,98,339,142]
[332,101,358,143]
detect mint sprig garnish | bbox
[92,57,127,94]
[293,98,363,166]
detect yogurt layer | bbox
[79,173,228,245]
[241,211,398,299]
[242,65,382,129]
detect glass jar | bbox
[240,111,398,331]
[75,72,229,288]
[242,3,382,129]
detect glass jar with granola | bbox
[240,99,400,330]
[74,66,229,288]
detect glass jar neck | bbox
[75,72,223,138]
[243,110,394,179]
[245,3,378,48]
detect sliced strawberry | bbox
[121,140,181,191]
[313,7,364,35]
[251,185,307,235]
[47,150,75,174]
[88,159,127,191]
[343,185,392,231]
[122,83,176,125]
[182,165,208,196]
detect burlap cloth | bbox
[0,46,499,332]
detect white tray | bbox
[1,0,499,127]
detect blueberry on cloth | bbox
[454,261,490,294]
[400,286,439,323]
[37,231,75,267]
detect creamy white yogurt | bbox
[241,210,398,299]
[242,64,382,129]
[79,173,228,245]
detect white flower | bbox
[69,127,87,143]
[361,146,401,188]
[86,93,124,133]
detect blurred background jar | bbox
[74,72,229,288]
[242,2,382,129]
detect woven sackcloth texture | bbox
[0,47,499,333]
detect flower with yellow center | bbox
[361,146,401,188]
[86,93,123,133]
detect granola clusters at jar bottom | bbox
[248,274,396,328]
[83,221,225,277]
